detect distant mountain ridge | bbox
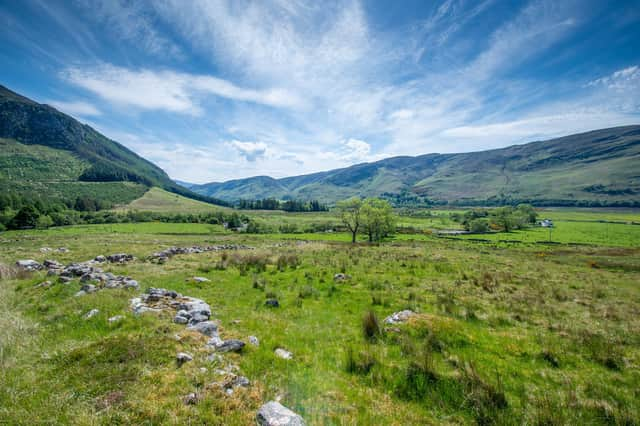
[191,126,640,206]
[0,84,228,207]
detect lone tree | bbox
[336,197,363,243]
[361,198,396,242]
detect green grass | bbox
[1,211,639,424]
[113,187,231,213]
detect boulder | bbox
[107,253,134,263]
[333,273,350,282]
[383,310,415,325]
[187,320,219,337]
[215,339,245,353]
[84,309,99,319]
[265,299,280,308]
[16,259,42,271]
[256,401,305,426]
[177,352,193,365]
[94,255,107,263]
[275,348,293,360]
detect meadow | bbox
[0,206,639,425]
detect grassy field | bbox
[113,187,230,213]
[1,209,639,425]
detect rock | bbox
[74,291,86,297]
[249,335,260,346]
[191,276,210,283]
[174,315,189,324]
[35,280,52,288]
[265,299,280,308]
[183,392,199,405]
[94,255,107,263]
[122,279,139,289]
[256,401,306,426]
[84,309,99,319]
[43,259,63,269]
[108,315,125,323]
[177,352,193,365]
[383,310,415,325]
[233,375,250,388]
[57,247,69,253]
[275,348,293,360]
[16,259,42,271]
[59,276,72,283]
[81,284,97,293]
[47,269,59,276]
[187,320,219,337]
[39,247,52,253]
[215,339,245,353]
[106,253,134,263]
[333,273,350,282]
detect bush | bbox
[345,346,377,375]
[469,219,490,233]
[36,215,54,229]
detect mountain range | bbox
[189,126,640,206]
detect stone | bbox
[174,315,189,324]
[256,401,306,426]
[265,299,280,308]
[107,253,134,263]
[94,255,107,263]
[35,280,52,288]
[183,393,199,405]
[187,320,219,337]
[275,348,293,360]
[59,276,72,283]
[333,273,350,282]
[383,310,415,325]
[16,259,42,271]
[84,309,99,319]
[57,247,69,253]
[108,315,125,323]
[39,247,52,252]
[215,339,245,353]
[177,352,193,365]
[81,284,97,293]
[191,276,210,283]
[43,259,63,269]
[249,335,260,346]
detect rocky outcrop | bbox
[16,259,42,271]
[384,310,415,325]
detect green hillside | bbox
[192,126,640,206]
[113,187,230,213]
[0,84,227,207]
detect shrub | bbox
[459,362,508,424]
[345,346,377,375]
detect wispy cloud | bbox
[46,99,101,117]
[62,64,303,114]
[229,141,268,162]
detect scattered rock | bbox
[333,273,350,282]
[39,247,52,253]
[275,348,293,360]
[84,309,99,319]
[384,310,415,325]
[177,352,193,366]
[256,401,306,426]
[149,244,254,262]
[265,299,280,308]
[183,392,199,405]
[174,315,189,324]
[187,320,219,337]
[35,280,52,288]
[59,276,72,284]
[215,339,245,353]
[106,253,134,263]
[43,259,63,270]
[191,276,210,283]
[57,247,69,253]
[249,335,260,346]
[108,315,125,323]
[94,255,107,263]
[16,259,42,271]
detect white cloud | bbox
[46,100,101,117]
[63,64,303,114]
[342,138,371,161]
[229,141,268,162]
[588,65,640,90]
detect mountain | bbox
[0,84,227,207]
[191,126,640,206]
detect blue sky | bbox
[1,0,639,183]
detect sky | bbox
[1,0,639,183]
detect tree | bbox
[8,205,39,229]
[336,197,363,243]
[360,198,396,242]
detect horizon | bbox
[1,1,640,184]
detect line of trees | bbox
[336,197,396,242]
[237,198,327,212]
[451,204,538,232]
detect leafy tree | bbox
[337,197,363,243]
[469,218,490,233]
[8,205,40,229]
[36,215,54,229]
[361,198,396,242]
